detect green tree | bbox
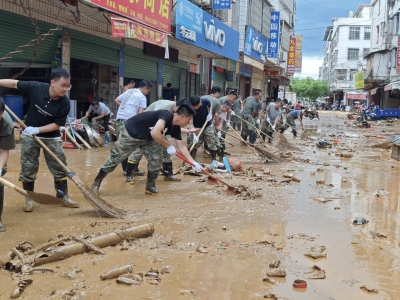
[291,77,329,100]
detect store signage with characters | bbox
[267,11,280,58]
[295,35,303,73]
[287,37,296,75]
[83,0,171,33]
[244,26,268,63]
[212,0,231,10]
[175,0,239,61]
[397,36,400,74]
[354,71,365,89]
[176,0,203,34]
[240,63,252,78]
[111,17,168,47]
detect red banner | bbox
[397,36,400,74]
[84,0,171,33]
[287,37,296,75]
[346,93,367,100]
[111,18,167,47]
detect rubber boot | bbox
[249,132,256,144]
[210,150,217,162]
[292,129,297,137]
[121,159,128,176]
[0,184,5,232]
[217,147,225,162]
[241,133,248,143]
[162,162,181,181]
[92,170,108,195]
[125,162,136,185]
[145,172,160,195]
[132,162,145,176]
[237,122,241,131]
[268,137,273,143]
[22,182,34,212]
[190,148,197,160]
[54,179,80,208]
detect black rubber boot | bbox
[121,159,128,176]
[217,147,225,162]
[132,162,145,176]
[190,148,197,160]
[210,150,217,162]
[292,129,297,137]
[268,137,273,143]
[162,162,181,181]
[237,122,241,131]
[249,132,256,144]
[22,181,34,212]
[125,162,136,185]
[92,170,108,195]
[145,172,160,195]
[0,184,5,232]
[241,133,248,142]
[54,179,80,208]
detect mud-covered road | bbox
[0,111,399,299]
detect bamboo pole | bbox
[63,127,83,150]
[228,127,258,155]
[73,129,92,149]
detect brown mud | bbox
[0,111,398,299]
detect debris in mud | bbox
[184,170,203,176]
[268,260,281,268]
[292,279,307,288]
[335,153,353,158]
[263,277,278,285]
[196,245,208,253]
[160,265,172,274]
[180,290,196,295]
[373,189,389,196]
[234,185,261,199]
[100,265,132,280]
[283,173,293,178]
[287,233,316,241]
[264,293,288,299]
[10,279,33,299]
[291,176,300,182]
[313,197,332,203]
[304,246,327,259]
[60,266,83,280]
[316,180,325,185]
[370,232,387,238]
[304,265,326,279]
[360,285,379,293]
[334,207,341,210]
[266,267,287,277]
[116,273,144,286]
[197,227,210,233]
[353,217,369,225]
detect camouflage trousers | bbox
[114,119,126,137]
[126,136,172,164]
[188,125,221,151]
[219,123,228,148]
[240,113,256,137]
[281,114,297,135]
[100,128,163,174]
[19,134,68,182]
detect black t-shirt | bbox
[125,110,182,140]
[168,88,175,101]
[193,98,211,128]
[17,81,70,138]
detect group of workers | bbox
[0,68,312,232]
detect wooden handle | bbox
[235,114,273,139]
[73,130,92,149]
[5,105,72,174]
[228,127,258,155]
[64,128,83,150]
[0,177,29,197]
[189,104,212,152]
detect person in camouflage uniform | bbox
[0,97,16,232]
[280,109,308,137]
[92,104,201,195]
[231,96,242,131]
[125,97,201,183]
[0,69,79,212]
[261,99,283,142]
[218,91,237,153]
[240,91,262,144]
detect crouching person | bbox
[91,104,201,195]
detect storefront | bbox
[239,64,252,100]
[175,0,239,95]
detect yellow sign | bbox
[354,71,365,89]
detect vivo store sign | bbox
[176,0,239,61]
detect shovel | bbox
[175,152,239,194]
[0,177,63,205]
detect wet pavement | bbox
[0,111,399,299]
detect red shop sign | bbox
[84,0,171,33]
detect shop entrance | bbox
[239,76,251,99]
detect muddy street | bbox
[0,111,399,299]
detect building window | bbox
[364,27,371,39]
[350,69,358,80]
[363,48,370,57]
[349,27,360,39]
[376,25,379,43]
[348,48,359,60]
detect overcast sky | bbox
[294,0,369,79]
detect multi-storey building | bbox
[320,4,371,103]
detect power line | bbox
[299,0,351,13]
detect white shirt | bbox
[116,88,147,120]
[88,102,111,116]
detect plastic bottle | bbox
[105,131,109,144]
[100,265,132,280]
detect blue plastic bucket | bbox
[2,95,23,121]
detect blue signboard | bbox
[240,63,252,78]
[176,1,239,61]
[212,0,231,10]
[176,0,203,34]
[267,11,280,58]
[244,26,268,63]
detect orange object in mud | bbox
[100,265,132,280]
[228,157,242,171]
[333,139,339,143]
[370,127,375,131]
[293,279,307,288]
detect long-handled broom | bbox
[5,106,127,218]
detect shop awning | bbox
[370,87,380,95]
[384,82,400,91]
[273,76,291,86]
[346,92,367,100]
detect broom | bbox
[5,106,127,218]
[222,130,281,163]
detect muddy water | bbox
[0,111,399,299]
